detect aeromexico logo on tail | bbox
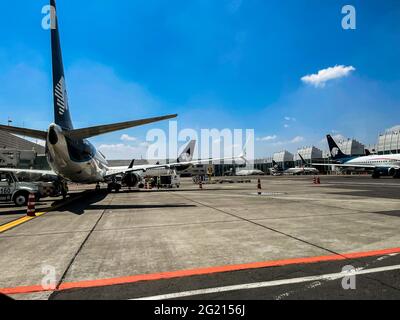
[55,76,68,116]
[331,147,339,157]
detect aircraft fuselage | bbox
[46,124,108,183]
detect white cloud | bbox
[98,143,148,160]
[120,134,137,142]
[301,65,356,88]
[273,136,305,146]
[284,124,290,128]
[290,136,304,143]
[284,116,296,122]
[257,135,277,142]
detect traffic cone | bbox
[257,179,262,195]
[313,176,317,184]
[27,193,36,217]
[317,177,321,185]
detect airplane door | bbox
[0,172,15,202]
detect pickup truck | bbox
[0,171,40,206]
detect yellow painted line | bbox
[0,216,36,233]
[0,192,88,234]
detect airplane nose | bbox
[48,127,58,145]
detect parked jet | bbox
[314,135,400,178]
[126,140,197,184]
[236,169,265,176]
[0,0,244,192]
[284,154,319,175]
[270,160,284,176]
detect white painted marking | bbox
[325,182,400,187]
[133,264,400,300]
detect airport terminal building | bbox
[0,131,46,169]
[377,129,400,154]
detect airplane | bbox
[135,140,197,180]
[0,0,245,195]
[236,169,265,176]
[270,160,284,176]
[313,134,400,179]
[284,154,319,175]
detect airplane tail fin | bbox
[178,140,196,163]
[51,0,73,130]
[326,134,346,160]
[128,159,135,169]
[298,153,308,166]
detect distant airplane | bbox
[313,134,400,179]
[0,0,244,192]
[236,169,265,176]
[270,160,284,176]
[284,154,319,175]
[135,140,197,180]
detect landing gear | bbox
[60,179,68,199]
[372,171,381,179]
[107,182,122,193]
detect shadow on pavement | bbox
[85,204,196,210]
[54,190,196,215]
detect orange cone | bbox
[257,179,262,195]
[317,177,321,185]
[313,176,317,184]
[27,193,36,217]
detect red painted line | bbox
[2,247,400,296]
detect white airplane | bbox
[314,134,400,179]
[135,140,197,179]
[284,154,319,175]
[236,169,265,176]
[0,0,245,194]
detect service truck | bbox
[0,171,40,206]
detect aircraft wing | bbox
[0,125,47,140]
[0,168,57,176]
[104,154,247,179]
[65,114,177,140]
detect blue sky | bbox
[1,0,399,159]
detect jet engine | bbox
[388,167,400,178]
[388,167,396,177]
[122,172,142,188]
